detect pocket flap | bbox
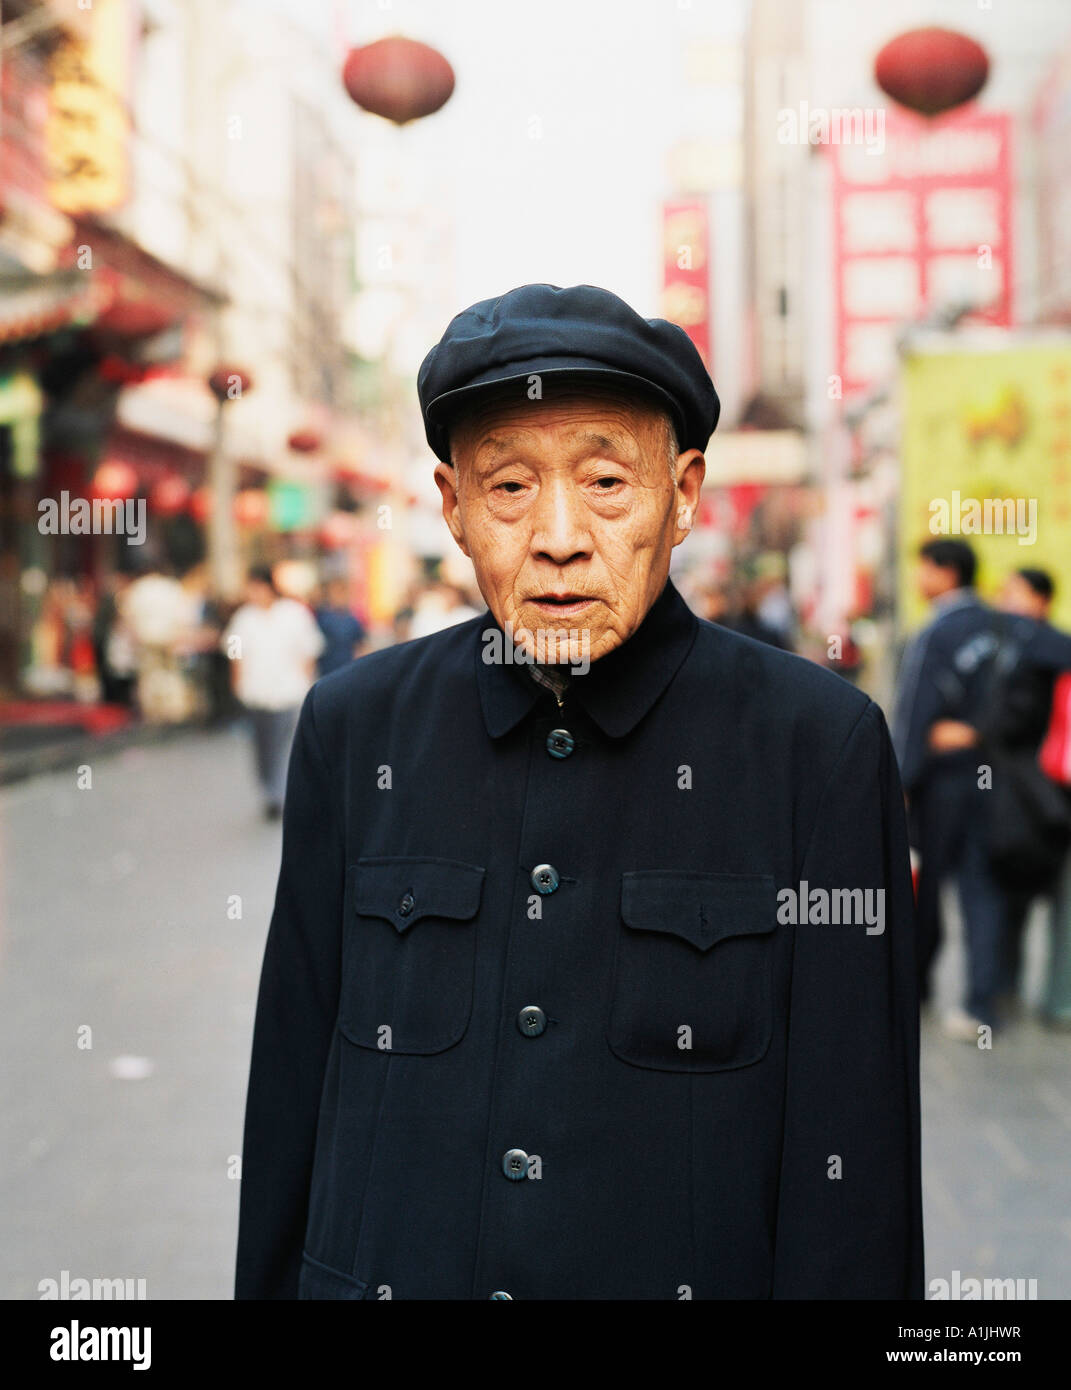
[353,857,485,933]
[621,871,776,952]
[298,1251,371,1300]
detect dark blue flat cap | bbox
[417,283,720,463]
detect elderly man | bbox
[235,284,923,1300]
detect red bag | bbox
[1039,671,1071,787]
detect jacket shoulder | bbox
[306,614,484,726]
[693,617,873,728]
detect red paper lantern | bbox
[287,428,322,454]
[208,365,253,402]
[342,37,455,125]
[234,488,270,527]
[91,460,138,500]
[875,28,989,117]
[150,473,191,516]
[189,486,214,523]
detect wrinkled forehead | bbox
[446,380,672,462]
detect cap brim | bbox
[424,359,687,456]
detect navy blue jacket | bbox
[892,591,1071,795]
[235,577,923,1300]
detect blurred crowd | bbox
[20,563,486,728]
[892,539,1071,1040]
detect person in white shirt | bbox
[223,566,325,819]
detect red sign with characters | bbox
[830,108,1013,401]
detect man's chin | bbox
[507,604,616,666]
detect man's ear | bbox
[433,460,471,558]
[672,449,706,546]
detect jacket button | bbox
[546,728,575,759]
[397,892,414,916]
[518,1005,547,1037]
[502,1148,529,1180]
[531,863,559,894]
[490,1291,513,1300]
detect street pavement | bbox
[1,727,1068,1299]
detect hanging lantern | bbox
[150,473,191,516]
[287,428,322,454]
[875,28,989,117]
[234,488,270,528]
[91,460,138,500]
[342,37,455,125]
[189,485,214,523]
[208,365,253,403]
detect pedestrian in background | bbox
[314,577,366,678]
[223,566,324,820]
[964,568,1071,1026]
[92,572,136,707]
[892,538,1006,1039]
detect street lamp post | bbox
[207,365,252,600]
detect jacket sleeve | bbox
[892,628,950,794]
[235,686,344,1298]
[771,701,924,1298]
[1022,618,1071,673]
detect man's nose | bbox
[529,476,592,562]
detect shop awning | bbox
[0,269,110,344]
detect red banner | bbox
[829,108,1013,401]
[661,199,712,370]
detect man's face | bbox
[999,573,1049,619]
[433,388,705,664]
[247,579,275,609]
[916,557,958,602]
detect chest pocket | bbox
[340,857,485,1055]
[608,871,777,1073]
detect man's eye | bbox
[494,481,525,494]
[595,477,622,489]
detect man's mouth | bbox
[529,593,597,615]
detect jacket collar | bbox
[475,576,698,739]
[932,586,980,616]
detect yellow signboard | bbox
[899,341,1071,632]
[46,0,132,214]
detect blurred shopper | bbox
[408,579,481,639]
[702,579,792,650]
[224,566,324,820]
[175,564,228,722]
[92,572,136,707]
[123,562,196,723]
[892,539,1006,1038]
[979,569,1071,1025]
[314,578,366,677]
[1038,658,1071,1027]
[754,553,798,650]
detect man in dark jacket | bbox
[235,284,923,1300]
[893,544,1071,1038]
[892,539,1004,1036]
